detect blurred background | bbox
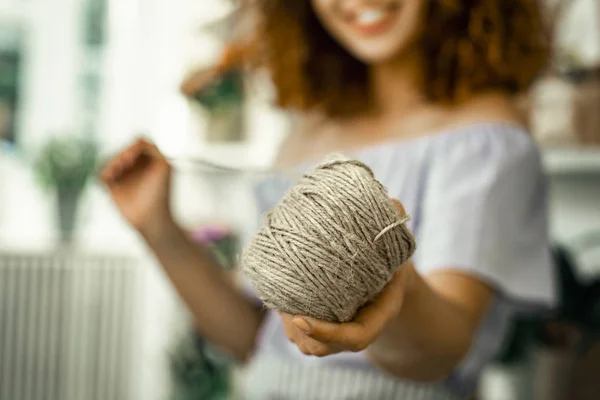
[0,0,598,399]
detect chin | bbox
[346,44,407,65]
[312,0,425,65]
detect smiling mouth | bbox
[345,3,401,35]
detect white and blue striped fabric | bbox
[240,123,557,399]
[243,353,460,400]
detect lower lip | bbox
[350,11,398,36]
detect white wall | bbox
[1,1,287,400]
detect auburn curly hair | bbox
[223,0,551,118]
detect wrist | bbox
[139,212,179,246]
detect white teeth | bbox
[356,9,386,25]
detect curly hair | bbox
[225,0,551,117]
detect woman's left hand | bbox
[279,262,414,357]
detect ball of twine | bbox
[241,155,417,322]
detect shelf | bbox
[542,147,600,175]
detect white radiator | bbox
[0,250,142,400]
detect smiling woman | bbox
[101,0,555,398]
[230,0,550,117]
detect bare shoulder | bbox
[274,111,335,168]
[448,91,526,128]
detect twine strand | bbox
[242,155,417,322]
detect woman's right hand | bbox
[101,138,174,240]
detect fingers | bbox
[298,338,339,357]
[354,268,406,329]
[292,268,407,351]
[280,313,340,357]
[293,332,338,357]
[294,317,369,352]
[100,140,139,184]
[100,137,164,185]
[137,136,163,158]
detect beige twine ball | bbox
[241,155,417,322]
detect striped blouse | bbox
[241,123,557,399]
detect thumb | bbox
[137,137,171,170]
[391,198,406,216]
[292,316,352,345]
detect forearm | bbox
[143,222,265,361]
[367,263,481,382]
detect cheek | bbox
[310,0,345,38]
[310,0,335,20]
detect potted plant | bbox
[169,331,232,400]
[34,135,98,243]
[181,47,246,143]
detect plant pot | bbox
[169,331,232,400]
[531,346,577,400]
[205,105,245,143]
[56,187,82,243]
[532,340,600,400]
[570,340,600,400]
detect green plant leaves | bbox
[34,135,99,192]
[192,71,244,111]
